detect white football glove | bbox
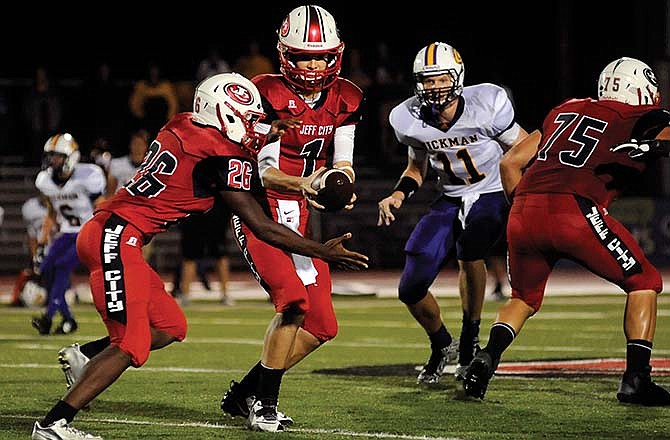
[610,139,670,160]
[610,139,651,159]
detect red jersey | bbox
[516,98,666,207]
[253,74,363,200]
[95,112,257,237]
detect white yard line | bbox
[3,414,463,440]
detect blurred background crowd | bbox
[1,1,670,302]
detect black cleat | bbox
[461,350,495,399]
[31,314,52,335]
[221,380,294,426]
[458,335,480,367]
[221,380,253,418]
[617,367,670,406]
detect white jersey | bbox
[109,155,141,193]
[22,196,48,239]
[390,83,519,197]
[35,163,106,234]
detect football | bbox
[310,168,354,212]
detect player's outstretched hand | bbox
[343,192,357,211]
[267,118,303,143]
[322,232,369,271]
[377,195,404,226]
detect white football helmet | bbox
[413,42,465,108]
[192,72,269,153]
[277,4,344,92]
[21,279,47,308]
[598,57,660,106]
[43,133,80,176]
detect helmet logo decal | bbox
[280,16,290,38]
[453,48,463,64]
[224,83,254,105]
[643,68,658,87]
[305,5,325,42]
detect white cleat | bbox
[32,418,102,440]
[416,338,460,385]
[247,399,284,432]
[58,343,90,389]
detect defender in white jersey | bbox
[10,196,52,307]
[31,133,106,335]
[377,42,529,385]
[107,129,149,196]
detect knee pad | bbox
[622,264,663,294]
[511,289,543,313]
[118,337,151,367]
[303,310,338,342]
[278,301,308,325]
[169,313,188,342]
[398,272,431,305]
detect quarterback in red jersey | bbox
[220,5,363,432]
[459,57,670,406]
[32,72,368,440]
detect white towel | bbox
[458,193,481,229]
[276,200,318,286]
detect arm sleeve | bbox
[490,86,517,141]
[332,124,356,164]
[87,166,108,195]
[257,139,281,184]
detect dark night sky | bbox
[4,1,667,129]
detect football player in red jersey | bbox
[31,72,368,440]
[459,57,670,406]
[220,5,363,432]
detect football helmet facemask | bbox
[192,72,269,154]
[277,4,344,92]
[598,57,660,106]
[42,133,80,176]
[413,42,465,109]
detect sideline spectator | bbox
[128,62,178,139]
[196,45,232,83]
[233,41,274,79]
[22,66,63,166]
[83,62,127,153]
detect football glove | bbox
[610,139,670,160]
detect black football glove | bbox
[610,139,670,160]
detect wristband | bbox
[393,176,419,199]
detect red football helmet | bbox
[277,5,344,92]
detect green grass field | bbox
[1,294,669,439]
